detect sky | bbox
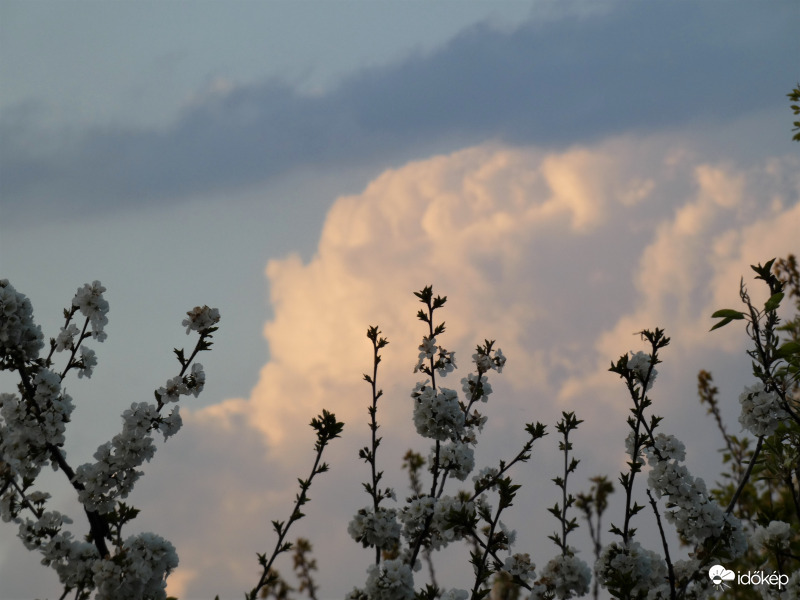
[1,1,799,599]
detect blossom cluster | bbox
[92,533,179,600]
[0,279,44,364]
[750,520,793,553]
[531,551,592,599]
[0,368,74,484]
[1,279,217,599]
[435,440,475,481]
[348,558,415,600]
[738,381,789,437]
[594,540,667,599]
[411,384,465,441]
[182,305,221,334]
[502,552,536,583]
[73,281,110,342]
[413,336,457,377]
[645,435,746,557]
[627,351,657,391]
[348,506,401,552]
[397,494,476,552]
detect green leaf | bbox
[764,292,784,312]
[710,316,734,332]
[776,341,800,360]
[711,309,746,319]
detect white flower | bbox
[646,449,746,558]
[436,348,457,376]
[419,337,437,361]
[644,433,686,463]
[738,382,788,437]
[411,383,465,441]
[751,520,793,552]
[435,440,475,481]
[628,351,657,390]
[0,280,44,362]
[157,407,182,440]
[72,281,109,342]
[504,553,536,582]
[55,324,79,352]
[348,507,401,551]
[75,402,161,513]
[77,347,97,379]
[157,376,188,404]
[364,558,414,600]
[188,363,205,397]
[182,305,220,334]
[473,352,493,372]
[624,431,645,467]
[93,533,178,600]
[539,551,591,599]
[493,348,507,372]
[461,372,492,403]
[595,541,666,598]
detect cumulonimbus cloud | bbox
[162,135,798,596]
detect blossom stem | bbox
[725,434,764,516]
[646,488,676,600]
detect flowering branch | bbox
[248,410,344,600]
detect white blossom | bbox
[493,348,506,372]
[157,376,188,404]
[595,541,667,598]
[75,402,161,513]
[538,551,591,599]
[411,383,465,441]
[72,281,109,342]
[55,324,79,352]
[461,372,493,403]
[188,362,205,397]
[157,407,182,440]
[643,433,686,462]
[414,336,437,372]
[436,440,475,481]
[78,346,97,379]
[738,382,789,437]
[0,279,44,363]
[181,305,220,334]
[751,520,793,552]
[628,351,657,390]
[92,533,178,600]
[504,553,536,582]
[348,506,401,551]
[364,558,414,600]
[646,436,746,558]
[473,352,493,372]
[399,495,474,550]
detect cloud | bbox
[2,1,795,223]
[144,136,799,597]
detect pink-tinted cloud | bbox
[145,137,800,598]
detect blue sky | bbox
[1,2,799,599]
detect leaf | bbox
[764,292,784,312]
[711,309,746,319]
[710,316,734,332]
[776,341,800,360]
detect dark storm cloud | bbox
[1,1,796,221]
